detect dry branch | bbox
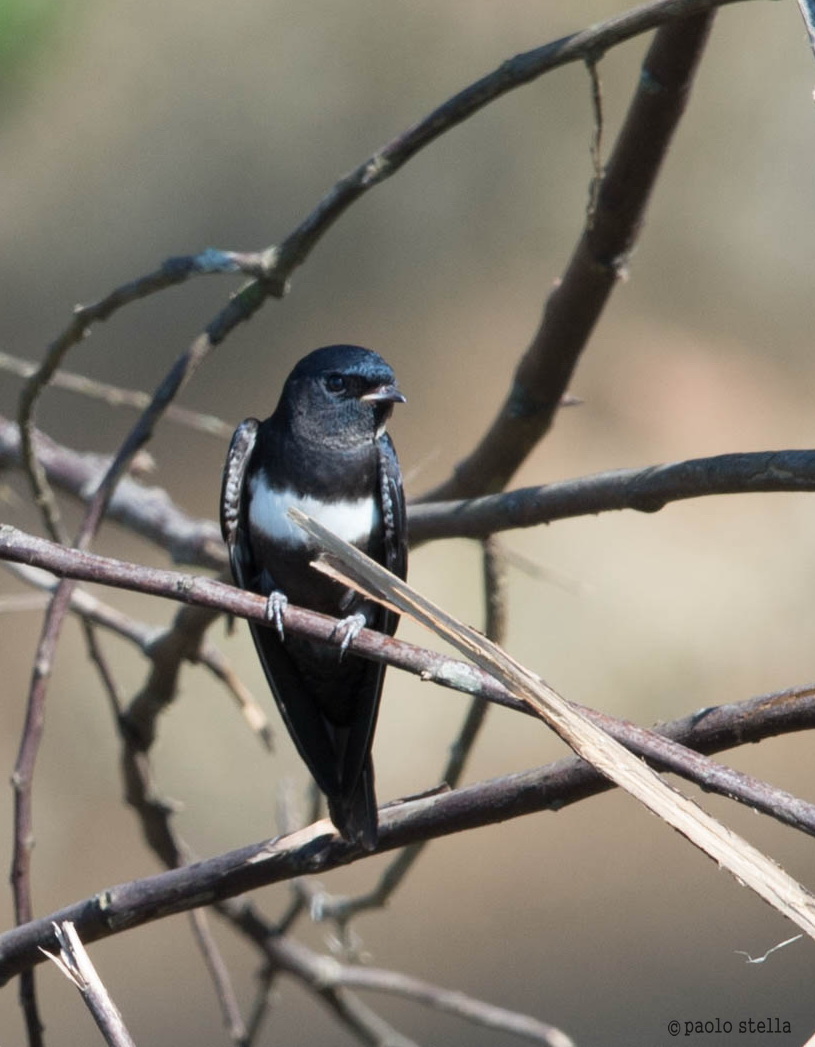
[6,413,815,556]
[2,525,815,841]
[422,10,717,500]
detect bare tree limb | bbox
[10,414,815,559]
[3,665,814,989]
[2,523,815,843]
[421,11,717,501]
[0,414,225,569]
[408,449,815,543]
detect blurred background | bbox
[0,1,814,1043]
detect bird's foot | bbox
[331,613,367,659]
[265,590,289,641]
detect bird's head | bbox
[279,344,405,448]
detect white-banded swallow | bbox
[220,345,407,849]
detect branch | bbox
[0,352,233,439]
[408,449,815,543]
[3,524,815,841]
[15,248,258,542]
[421,10,717,501]
[2,669,815,987]
[8,414,815,557]
[265,935,573,1047]
[0,414,225,569]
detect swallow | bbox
[220,345,407,849]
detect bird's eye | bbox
[325,373,346,393]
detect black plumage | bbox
[220,345,407,849]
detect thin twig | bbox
[267,934,572,1047]
[312,959,574,1047]
[15,250,253,541]
[3,562,271,747]
[0,352,233,438]
[585,56,605,226]
[188,909,248,1046]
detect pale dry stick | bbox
[41,922,136,1047]
[309,538,503,925]
[295,508,815,942]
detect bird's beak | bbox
[361,383,406,405]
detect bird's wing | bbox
[220,417,259,587]
[332,432,407,804]
[379,431,408,583]
[221,418,345,798]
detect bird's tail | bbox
[328,756,378,851]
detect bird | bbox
[220,345,407,850]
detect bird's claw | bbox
[332,613,367,659]
[265,591,288,641]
